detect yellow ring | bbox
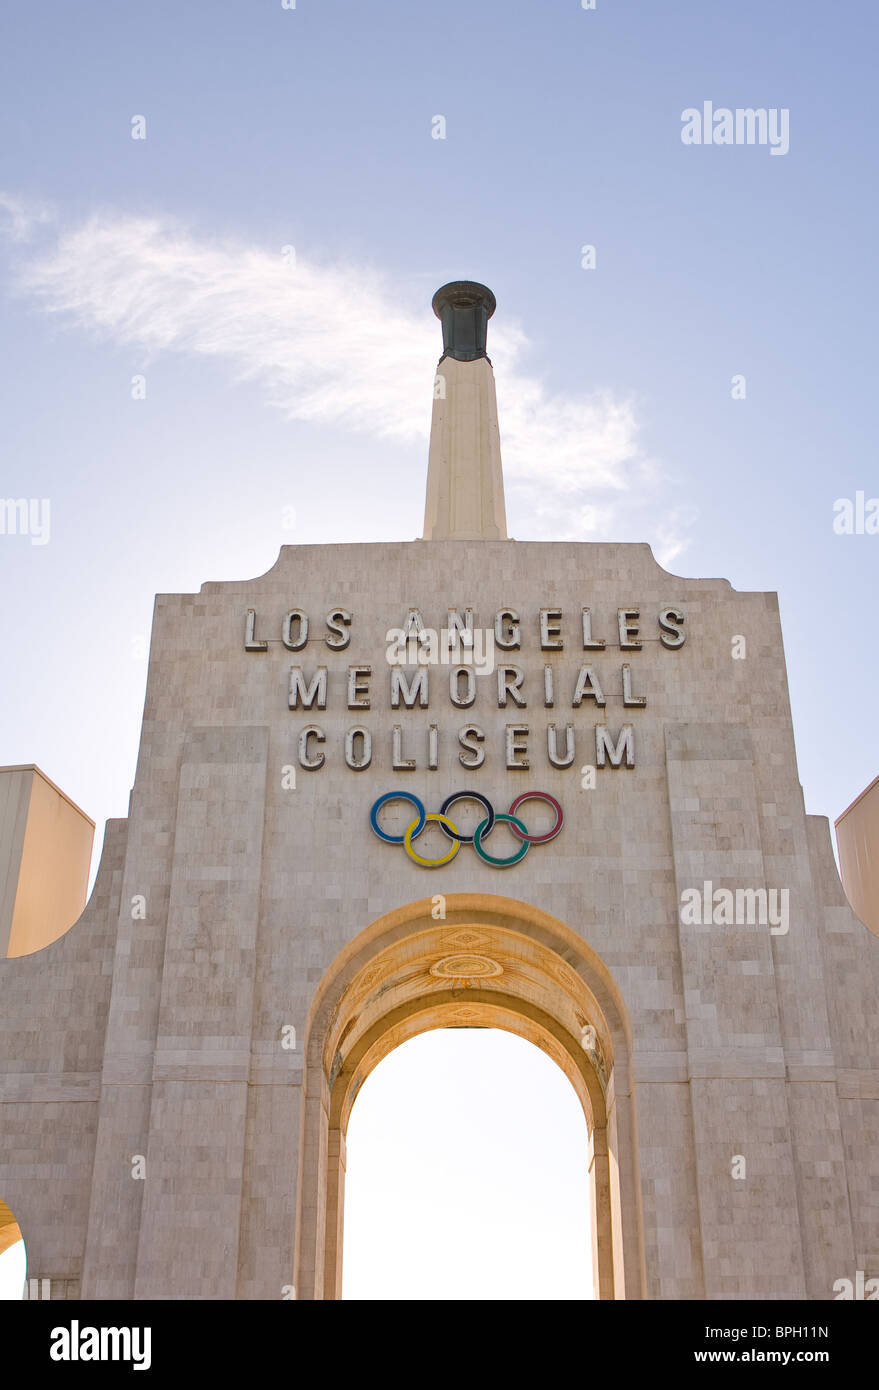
[403,813,462,867]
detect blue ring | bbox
[438,791,495,844]
[370,792,426,844]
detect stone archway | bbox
[295,895,645,1301]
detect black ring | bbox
[438,791,495,843]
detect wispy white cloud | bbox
[0,191,54,243]
[6,200,691,560]
[650,507,699,571]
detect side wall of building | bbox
[0,818,126,1298]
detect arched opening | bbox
[295,894,645,1300]
[0,1199,26,1300]
[342,1028,594,1299]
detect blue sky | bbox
[2,1,876,842]
[0,0,876,1297]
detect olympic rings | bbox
[369,791,563,868]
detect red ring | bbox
[507,792,564,844]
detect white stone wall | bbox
[1,538,877,1299]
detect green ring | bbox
[473,813,530,867]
